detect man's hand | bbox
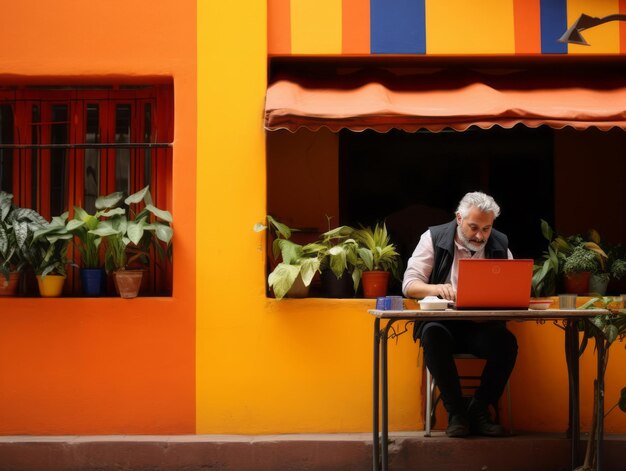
[434,283,455,301]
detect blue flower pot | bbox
[80,268,106,297]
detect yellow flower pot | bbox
[36,275,66,297]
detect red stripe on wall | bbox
[513,0,541,54]
[268,0,291,55]
[619,0,626,54]
[342,0,370,54]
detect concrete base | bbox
[0,432,624,471]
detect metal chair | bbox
[424,353,513,436]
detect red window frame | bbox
[0,85,174,296]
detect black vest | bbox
[412,219,509,341]
[428,220,509,285]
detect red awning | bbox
[265,69,626,133]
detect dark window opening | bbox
[339,126,554,263]
[84,104,100,214]
[115,104,132,195]
[0,105,13,192]
[50,105,69,217]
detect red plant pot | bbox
[563,271,591,295]
[362,271,390,299]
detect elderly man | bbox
[402,192,517,438]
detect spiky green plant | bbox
[352,223,402,282]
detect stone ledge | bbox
[0,432,624,471]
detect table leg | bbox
[381,320,394,471]
[596,338,606,471]
[565,320,581,470]
[373,318,380,471]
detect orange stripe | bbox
[342,0,370,54]
[619,0,626,54]
[268,0,291,55]
[513,0,541,54]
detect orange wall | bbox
[0,1,196,434]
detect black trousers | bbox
[420,320,518,416]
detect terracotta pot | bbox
[113,270,144,299]
[36,274,66,297]
[362,271,390,298]
[563,271,591,295]
[0,272,20,296]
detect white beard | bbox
[456,225,486,252]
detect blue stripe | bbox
[540,0,568,54]
[370,0,426,54]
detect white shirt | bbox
[402,229,513,297]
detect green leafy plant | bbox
[317,221,360,291]
[254,215,325,300]
[92,186,173,273]
[0,191,48,282]
[67,206,119,269]
[563,245,599,275]
[31,212,74,277]
[575,297,626,471]
[352,223,402,281]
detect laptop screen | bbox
[455,259,534,309]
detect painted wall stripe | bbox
[540,0,568,53]
[370,0,425,54]
[291,0,342,54]
[268,0,291,55]
[425,0,514,54]
[514,0,541,54]
[342,0,370,54]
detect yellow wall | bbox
[198,1,626,435]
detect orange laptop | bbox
[455,259,534,309]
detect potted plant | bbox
[67,206,119,296]
[254,215,325,300]
[562,244,599,295]
[31,212,74,297]
[532,221,608,297]
[95,186,173,298]
[352,223,402,298]
[317,222,359,298]
[0,191,48,295]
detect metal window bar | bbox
[0,143,172,149]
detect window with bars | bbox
[0,84,174,296]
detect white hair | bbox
[456,192,500,219]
